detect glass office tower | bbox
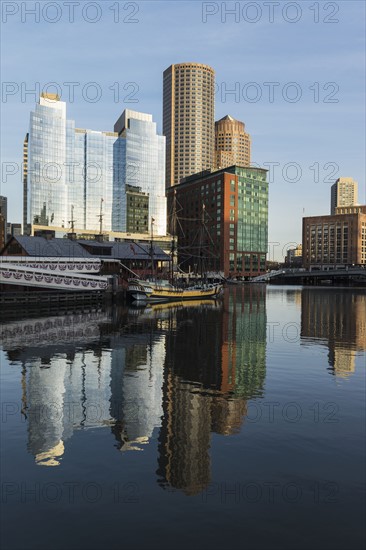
[27,94,124,233]
[113,110,167,236]
[28,94,68,227]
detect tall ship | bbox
[127,278,223,303]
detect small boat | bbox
[126,280,154,301]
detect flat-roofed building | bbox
[330,177,358,214]
[302,211,366,268]
[167,165,268,278]
[335,205,366,215]
[25,98,167,237]
[26,94,123,233]
[113,109,167,236]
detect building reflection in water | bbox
[157,285,267,495]
[300,289,366,378]
[0,287,267,494]
[110,333,165,452]
[1,309,165,465]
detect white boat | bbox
[126,280,154,301]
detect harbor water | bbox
[1,286,365,550]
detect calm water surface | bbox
[1,286,365,550]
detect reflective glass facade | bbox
[27,97,124,232]
[112,114,167,236]
[28,98,67,227]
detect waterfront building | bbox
[302,211,366,268]
[215,115,251,169]
[167,165,268,278]
[0,235,170,280]
[163,62,215,187]
[25,93,122,233]
[0,196,7,249]
[25,98,167,237]
[113,109,167,236]
[330,177,358,215]
[285,244,303,266]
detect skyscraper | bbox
[163,62,215,187]
[330,177,358,214]
[25,98,166,236]
[214,115,251,169]
[113,109,167,236]
[26,93,121,232]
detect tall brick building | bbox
[167,165,268,278]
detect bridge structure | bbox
[251,267,366,285]
[250,269,286,283]
[0,257,109,291]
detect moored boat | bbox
[127,278,223,302]
[149,283,223,302]
[126,280,154,301]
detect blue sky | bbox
[1,0,365,260]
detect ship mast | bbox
[68,204,76,232]
[171,190,177,282]
[150,217,155,279]
[198,203,206,280]
[98,198,104,234]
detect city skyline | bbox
[1,1,365,260]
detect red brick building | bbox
[167,166,268,278]
[302,211,366,268]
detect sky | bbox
[1,0,365,260]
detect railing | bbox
[252,266,366,282]
[0,263,109,291]
[251,269,286,282]
[0,256,101,273]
